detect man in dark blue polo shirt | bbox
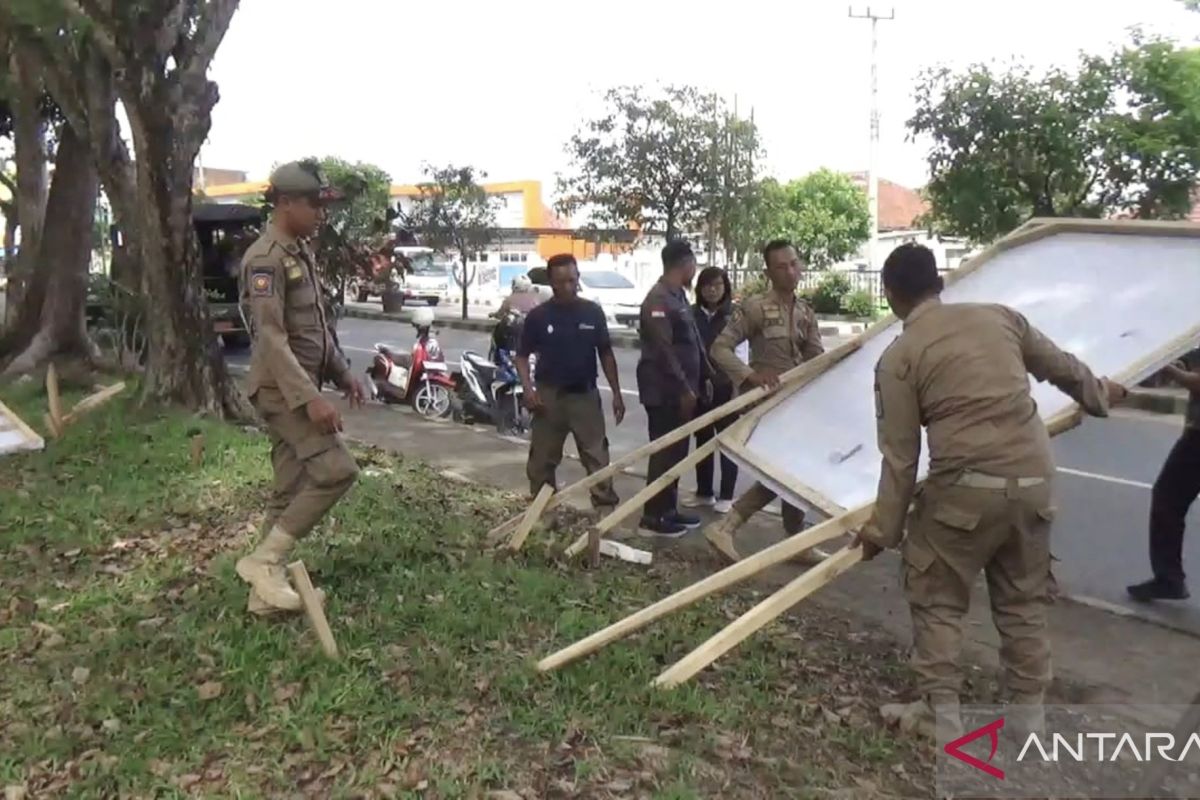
[516,254,626,509]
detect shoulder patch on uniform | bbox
[250,268,274,297]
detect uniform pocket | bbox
[763,325,789,340]
[286,284,320,326]
[902,534,937,573]
[295,434,359,487]
[931,505,982,532]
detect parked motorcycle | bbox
[452,308,533,436]
[365,306,454,418]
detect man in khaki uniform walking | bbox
[854,243,1126,737]
[706,239,824,561]
[237,160,364,614]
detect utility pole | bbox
[849,5,893,270]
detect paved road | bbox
[231,316,1200,632]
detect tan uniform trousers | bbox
[902,478,1055,699]
[732,482,806,534]
[254,387,360,538]
[526,384,618,508]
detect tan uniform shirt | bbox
[242,226,349,410]
[872,298,1109,545]
[710,291,824,387]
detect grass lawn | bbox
[0,380,931,798]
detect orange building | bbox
[200,178,634,263]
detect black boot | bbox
[1127,577,1190,601]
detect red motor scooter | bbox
[366,306,455,418]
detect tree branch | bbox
[9,27,88,136]
[180,0,239,77]
[59,0,125,72]
[156,0,192,60]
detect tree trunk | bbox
[461,266,469,321]
[6,45,49,332]
[2,124,98,375]
[125,108,249,419]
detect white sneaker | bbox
[714,499,733,514]
[682,494,716,509]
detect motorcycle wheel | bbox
[412,382,451,418]
[495,391,532,438]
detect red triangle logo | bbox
[944,717,1005,780]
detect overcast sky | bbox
[203,0,1199,197]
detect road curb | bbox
[1125,390,1187,417]
[343,306,856,348]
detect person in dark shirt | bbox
[1128,353,1200,601]
[683,266,739,513]
[636,240,707,536]
[516,254,625,509]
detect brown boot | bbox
[881,698,936,740]
[247,586,326,617]
[236,527,302,612]
[704,510,746,563]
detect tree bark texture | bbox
[124,106,247,418]
[6,45,49,330]
[1,124,98,375]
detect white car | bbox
[395,247,452,306]
[577,269,642,328]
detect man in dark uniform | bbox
[238,160,364,615]
[517,254,625,509]
[1128,354,1200,601]
[636,240,706,537]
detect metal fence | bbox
[793,269,956,308]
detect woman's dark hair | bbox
[695,266,732,309]
[882,243,943,302]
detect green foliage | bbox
[810,271,852,315]
[306,156,392,286]
[737,272,768,299]
[909,36,1200,243]
[840,289,879,320]
[400,163,499,318]
[755,171,872,268]
[558,85,762,240]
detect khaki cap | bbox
[268,160,342,201]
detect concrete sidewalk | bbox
[338,399,1200,714]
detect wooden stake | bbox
[46,363,63,437]
[536,504,872,673]
[62,382,126,426]
[190,433,206,467]
[484,339,864,542]
[507,484,554,552]
[587,526,601,568]
[652,546,862,688]
[286,560,338,659]
[562,437,722,558]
